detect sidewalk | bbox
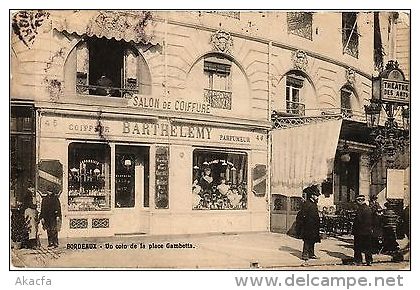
[11,232,410,269]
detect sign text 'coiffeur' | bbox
[129,95,212,114]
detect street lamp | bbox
[364,60,410,166]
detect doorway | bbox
[113,145,150,234]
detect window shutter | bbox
[204,61,231,74]
[286,75,304,88]
[76,42,89,94]
[124,50,138,96]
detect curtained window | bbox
[76,38,142,98]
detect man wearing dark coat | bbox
[39,189,62,248]
[352,194,374,265]
[296,185,321,260]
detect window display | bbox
[68,143,111,211]
[192,149,247,210]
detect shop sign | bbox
[41,116,266,149]
[380,79,410,104]
[155,146,169,209]
[122,121,212,140]
[128,95,212,115]
[37,160,63,196]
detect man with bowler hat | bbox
[39,187,62,248]
[352,194,374,265]
[296,185,321,260]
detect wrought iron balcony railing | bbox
[204,88,232,110]
[286,101,305,116]
[76,83,138,98]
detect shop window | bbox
[192,149,247,210]
[203,56,232,110]
[340,88,354,118]
[272,194,287,211]
[68,143,111,211]
[290,196,303,212]
[342,12,359,58]
[286,75,305,116]
[76,37,143,98]
[287,12,313,40]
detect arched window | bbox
[75,37,149,98]
[203,55,232,110]
[340,86,357,118]
[285,72,306,116]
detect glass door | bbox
[114,145,149,234]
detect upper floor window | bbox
[76,37,145,98]
[342,12,359,58]
[203,56,232,110]
[287,12,313,40]
[340,87,353,118]
[286,74,305,116]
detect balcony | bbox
[204,88,232,110]
[286,101,305,116]
[76,83,138,98]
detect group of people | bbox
[17,185,62,249]
[295,185,409,265]
[192,166,244,210]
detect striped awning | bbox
[52,10,162,45]
[37,160,63,196]
[271,116,342,197]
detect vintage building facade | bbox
[10,10,410,237]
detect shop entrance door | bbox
[114,146,150,234]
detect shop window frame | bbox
[67,142,111,212]
[192,149,248,210]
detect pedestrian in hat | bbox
[352,194,374,265]
[295,185,321,260]
[39,188,62,248]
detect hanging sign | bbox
[380,79,410,104]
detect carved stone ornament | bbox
[346,68,356,85]
[291,50,308,71]
[210,30,233,53]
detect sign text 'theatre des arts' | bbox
[128,95,211,114]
